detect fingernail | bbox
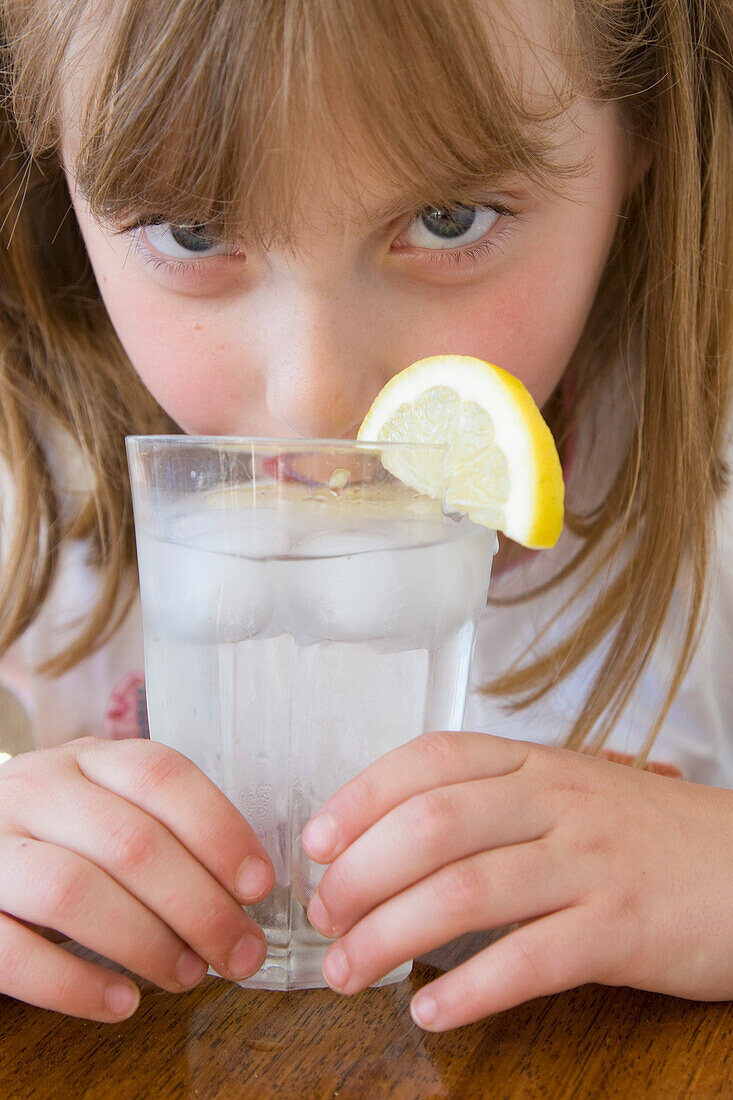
[105,981,140,1018]
[411,993,438,1029]
[175,948,207,989]
[302,812,338,860]
[323,946,350,991]
[227,933,266,979]
[235,856,274,901]
[307,892,335,937]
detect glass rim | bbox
[125,434,447,453]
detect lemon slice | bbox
[357,355,564,548]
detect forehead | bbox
[57,0,589,236]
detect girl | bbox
[0,0,731,1031]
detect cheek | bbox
[70,209,256,433]
[96,280,252,433]
[126,324,233,432]
[422,249,607,408]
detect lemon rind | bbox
[358,355,564,549]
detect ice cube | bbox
[297,526,399,559]
[137,532,275,644]
[187,505,291,559]
[281,527,483,649]
[229,510,291,559]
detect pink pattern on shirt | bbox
[104,671,149,740]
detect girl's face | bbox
[62,2,638,439]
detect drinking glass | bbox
[127,437,497,990]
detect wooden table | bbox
[1,933,732,1099]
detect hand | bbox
[0,737,275,1021]
[302,731,733,1031]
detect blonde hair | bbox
[0,0,731,759]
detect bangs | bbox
[15,0,580,241]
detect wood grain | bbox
[1,936,732,1099]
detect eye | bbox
[142,222,231,260]
[402,205,500,250]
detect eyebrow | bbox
[338,175,525,231]
[72,152,527,238]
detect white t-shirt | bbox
[1,409,731,784]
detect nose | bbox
[260,285,389,439]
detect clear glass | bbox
[126,437,497,990]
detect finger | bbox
[303,731,530,863]
[15,771,268,983]
[1,836,213,992]
[309,772,548,936]
[409,906,603,1031]
[319,839,572,994]
[71,738,274,903]
[0,911,141,1023]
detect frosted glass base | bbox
[208,955,412,992]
